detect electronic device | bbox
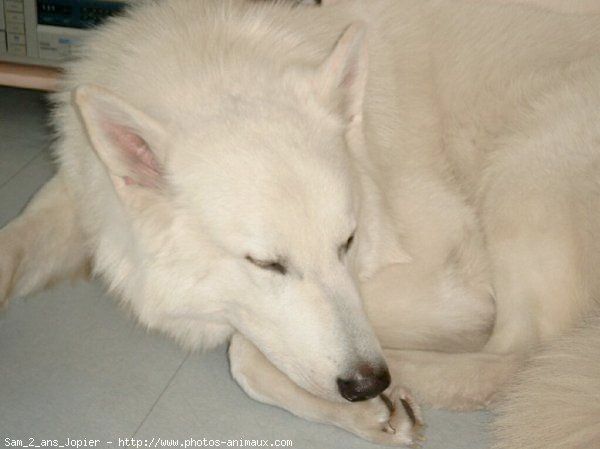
[0,0,130,67]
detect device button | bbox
[6,21,24,34]
[7,43,26,55]
[5,1,25,14]
[6,11,24,23]
[6,32,25,45]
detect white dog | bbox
[1,1,599,447]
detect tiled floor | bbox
[0,86,491,449]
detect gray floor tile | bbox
[424,409,491,449]
[0,87,52,185]
[0,150,54,227]
[0,281,188,441]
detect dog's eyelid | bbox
[245,255,288,275]
[346,232,355,246]
[338,229,356,259]
[346,229,356,248]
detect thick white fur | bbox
[1,0,600,446]
[493,314,600,449]
[496,0,600,14]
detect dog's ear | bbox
[74,84,167,190]
[313,22,367,122]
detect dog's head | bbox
[73,23,409,402]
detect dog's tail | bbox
[0,173,89,307]
[492,314,600,449]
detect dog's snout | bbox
[337,362,391,402]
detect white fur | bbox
[492,314,600,449]
[1,0,600,446]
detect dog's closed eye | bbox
[245,255,287,275]
[338,231,355,260]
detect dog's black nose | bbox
[337,362,391,402]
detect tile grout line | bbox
[131,352,191,438]
[0,149,47,190]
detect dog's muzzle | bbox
[336,362,391,402]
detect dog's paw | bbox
[337,386,425,447]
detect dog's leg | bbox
[383,349,524,410]
[0,173,89,306]
[365,261,518,410]
[228,333,424,446]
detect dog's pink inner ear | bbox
[102,121,162,187]
[315,22,367,122]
